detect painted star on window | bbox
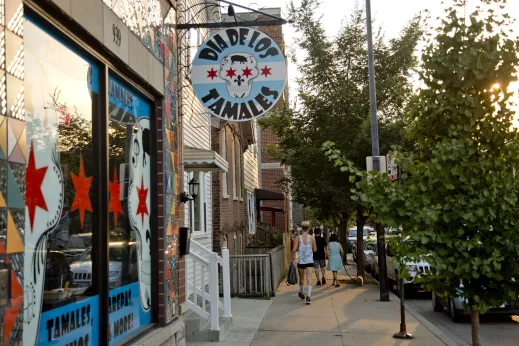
[70,156,93,229]
[26,142,48,231]
[136,176,149,227]
[261,66,272,77]
[207,68,218,80]
[242,67,253,78]
[108,168,124,228]
[226,68,236,78]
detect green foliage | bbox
[261,0,422,223]
[324,0,519,315]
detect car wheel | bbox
[432,292,444,312]
[449,298,462,323]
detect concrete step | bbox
[185,313,233,342]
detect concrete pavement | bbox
[188,265,457,346]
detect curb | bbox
[389,291,458,346]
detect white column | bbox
[209,252,220,330]
[222,248,232,318]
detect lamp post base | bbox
[393,326,413,339]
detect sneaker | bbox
[335,283,340,288]
[316,280,321,286]
[322,278,326,285]
[298,292,305,300]
[306,297,311,305]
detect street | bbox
[406,293,519,346]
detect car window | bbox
[348,230,357,237]
[363,230,369,236]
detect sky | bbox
[230,0,519,108]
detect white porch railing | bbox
[187,240,232,331]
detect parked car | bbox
[353,239,377,272]
[386,242,431,295]
[70,242,138,289]
[432,286,519,322]
[347,227,370,253]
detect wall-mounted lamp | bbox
[179,177,200,203]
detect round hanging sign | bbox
[192,27,287,122]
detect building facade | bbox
[0,1,186,345]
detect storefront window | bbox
[108,74,152,344]
[24,19,100,345]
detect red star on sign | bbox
[136,177,149,227]
[108,168,124,228]
[226,68,236,78]
[261,66,272,77]
[207,68,218,80]
[242,67,253,78]
[26,142,48,231]
[70,156,93,229]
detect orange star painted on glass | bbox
[207,68,218,80]
[25,142,48,231]
[260,65,272,77]
[70,156,93,229]
[136,176,149,227]
[108,168,124,228]
[226,68,236,78]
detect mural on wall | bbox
[127,117,152,312]
[1,0,26,344]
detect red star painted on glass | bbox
[108,168,124,228]
[136,176,149,227]
[261,66,272,77]
[242,67,253,78]
[70,156,93,229]
[207,68,218,80]
[26,142,48,231]
[226,68,236,78]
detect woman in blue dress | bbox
[327,234,344,287]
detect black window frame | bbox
[23,4,161,345]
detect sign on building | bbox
[192,27,287,122]
[387,155,398,181]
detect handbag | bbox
[286,262,298,285]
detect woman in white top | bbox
[291,221,317,305]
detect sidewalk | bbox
[188,264,457,346]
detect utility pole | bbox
[366,0,390,302]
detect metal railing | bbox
[230,254,272,299]
[187,240,232,331]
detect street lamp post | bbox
[365,0,390,302]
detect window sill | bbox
[192,232,210,239]
[223,194,230,199]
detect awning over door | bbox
[255,188,284,201]
[183,146,228,173]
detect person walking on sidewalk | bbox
[313,228,327,286]
[292,221,317,305]
[327,234,344,288]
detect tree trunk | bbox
[471,310,481,346]
[356,206,366,278]
[338,212,349,264]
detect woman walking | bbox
[292,221,317,305]
[327,234,344,287]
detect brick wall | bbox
[211,123,247,255]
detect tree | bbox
[261,0,422,271]
[324,1,519,344]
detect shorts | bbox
[313,260,326,269]
[297,263,314,269]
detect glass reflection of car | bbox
[432,284,519,322]
[63,233,93,263]
[347,227,370,253]
[45,251,75,291]
[70,242,137,289]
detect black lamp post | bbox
[179,177,200,256]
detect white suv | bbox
[386,243,431,295]
[70,242,138,289]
